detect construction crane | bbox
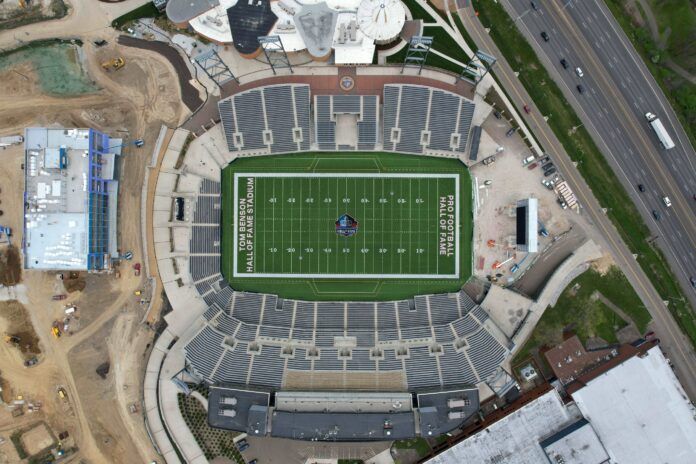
[101,57,125,71]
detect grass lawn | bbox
[513,266,652,364]
[393,437,432,457]
[221,153,473,301]
[471,0,696,350]
[111,3,163,28]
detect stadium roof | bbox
[571,346,696,463]
[227,0,277,55]
[166,0,220,24]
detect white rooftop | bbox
[572,346,696,464]
[426,390,583,464]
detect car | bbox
[24,356,38,367]
[652,210,661,220]
[541,31,549,42]
[237,440,250,452]
[560,58,568,69]
[523,104,531,114]
[484,179,493,185]
[530,1,539,10]
[638,184,645,192]
[575,67,584,77]
[543,162,555,171]
[506,127,516,137]
[540,156,551,165]
[576,84,584,94]
[482,155,496,165]
[544,167,557,177]
[644,331,656,340]
[248,460,258,464]
[93,39,108,47]
[493,110,502,119]
[662,196,672,207]
[527,163,538,170]
[690,276,696,288]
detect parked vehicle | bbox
[493,110,502,119]
[645,112,675,150]
[544,167,557,177]
[560,58,568,69]
[523,155,536,165]
[482,155,496,165]
[541,31,549,42]
[52,294,67,301]
[24,356,38,367]
[540,156,551,165]
[543,163,555,172]
[506,127,516,137]
[527,163,538,170]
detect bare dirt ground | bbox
[0,31,185,463]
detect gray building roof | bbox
[417,388,479,438]
[166,0,218,24]
[207,385,270,436]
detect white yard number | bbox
[305,197,314,203]
[360,198,370,203]
[415,248,424,254]
[378,198,388,204]
[268,197,277,203]
[323,248,332,253]
[323,198,332,203]
[397,198,406,204]
[342,248,350,253]
[269,247,278,253]
[304,248,314,253]
[397,248,406,254]
[286,247,296,253]
[287,197,296,203]
[415,198,424,204]
[342,198,351,203]
[361,248,369,254]
[378,248,388,253]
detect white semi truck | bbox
[0,135,23,149]
[645,112,675,150]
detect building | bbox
[427,343,696,464]
[516,198,538,253]
[23,128,121,271]
[165,0,405,63]
[544,334,617,385]
[569,345,696,463]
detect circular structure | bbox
[339,75,355,90]
[357,0,406,44]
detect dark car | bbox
[577,84,584,94]
[560,58,568,69]
[543,162,555,172]
[175,197,185,221]
[523,104,531,114]
[544,167,557,177]
[94,39,108,47]
[531,1,539,10]
[506,127,516,137]
[652,210,661,220]
[638,184,645,192]
[493,110,502,119]
[237,441,249,452]
[541,31,549,42]
[541,156,551,165]
[690,276,696,288]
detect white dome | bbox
[357,0,405,43]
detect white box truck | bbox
[645,112,675,150]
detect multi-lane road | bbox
[503,0,696,309]
[456,1,696,399]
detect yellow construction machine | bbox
[101,57,125,72]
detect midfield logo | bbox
[335,213,359,237]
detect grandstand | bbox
[218,83,475,156]
[152,77,514,444]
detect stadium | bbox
[149,69,516,447]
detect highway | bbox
[456,3,696,400]
[502,0,696,310]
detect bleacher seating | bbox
[218,84,311,154]
[382,84,476,156]
[314,95,378,151]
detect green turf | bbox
[221,153,473,300]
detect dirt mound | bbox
[64,272,87,293]
[0,245,22,286]
[96,361,110,379]
[0,300,41,357]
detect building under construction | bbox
[23,127,121,271]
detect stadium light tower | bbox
[401,36,433,75]
[460,50,496,85]
[258,35,293,75]
[195,49,238,88]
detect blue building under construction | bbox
[23,127,121,271]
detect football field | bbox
[233,173,459,278]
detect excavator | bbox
[100,57,125,72]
